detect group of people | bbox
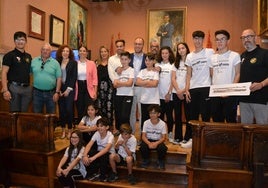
[56,103,168,187]
[1,28,268,187]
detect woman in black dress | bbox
[96,46,114,125]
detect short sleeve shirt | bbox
[142,119,166,141]
[137,69,160,104]
[31,57,62,90]
[171,61,187,93]
[80,115,101,127]
[185,48,214,89]
[115,67,134,96]
[91,131,115,153]
[210,50,240,85]
[155,62,173,100]
[3,48,32,83]
[64,146,87,178]
[117,134,137,159]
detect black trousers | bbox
[210,96,238,123]
[58,169,83,188]
[140,103,154,132]
[160,99,174,133]
[86,149,110,177]
[114,95,133,130]
[188,87,211,122]
[173,93,191,141]
[76,80,93,122]
[140,140,167,161]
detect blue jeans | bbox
[33,88,55,113]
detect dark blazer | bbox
[129,53,147,71]
[156,22,174,48]
[60,60,77,91]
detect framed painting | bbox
[68,0,87,49]
[147,8,186,52]
[28,5,45,40]
[258,0,268,35]
[49,15,65,47]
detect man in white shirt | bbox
[209,29,240,123]
[108,39,126,83]
[183,30,214,148]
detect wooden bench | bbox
[0,112,68,188]
[187,120,268,188]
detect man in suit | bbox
[156,14,174,48]
[129,37,146,135]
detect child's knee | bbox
[125,156,133,163]
[109,153,116,160]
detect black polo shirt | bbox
[240,46,268,104]
[2,48,32,83]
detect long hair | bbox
[66,130,84,164]
[157,46,175,64]
[98,46,110,61]
[82,101,101,122]
[174,42,190,69]
[56,44,75,63]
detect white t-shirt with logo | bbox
[115,67,134,96]
[209,50,240,85]
[137,69,160,104]
[142,119,166,141]
[185,48,214,89]
[155,62,173,100]
[171,61,187,93]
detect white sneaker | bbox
[179,140,187,145]
[168,132,174,142]
[180,139,192,148]
[171,139,180,145]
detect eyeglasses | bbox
[15,38,26,42]
[240,35,255,40]
[41,61,45,70]
[215,37,227,42]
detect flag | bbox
[206,30,212,48]
[110,34,114,55]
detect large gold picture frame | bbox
[147,8,186,52]
[68,0,87,50]
[258,0,268,35]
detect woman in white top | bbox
[171,42,191,144]
[75,45,98,122]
